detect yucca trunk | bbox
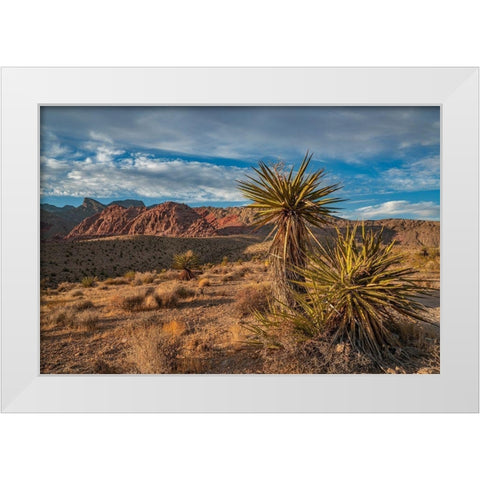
[237,152,343,309]
[179,268,194,281]
[269,214,309,307]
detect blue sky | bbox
[40,106,440,220]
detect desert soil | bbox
[40,238,440,375]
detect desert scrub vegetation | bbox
[173,284,195,299]
[127,322,183,373]
[43,303,97,332]
[72,299,95,311]
[43,307,73,329]
[75,311,98,332]
[238,152,343,307]
[81,276,97,288]
[172,250,200,280]
[248,225,433,366]
[154,285,180,308]
[235,282,271,316]
[104,276,129,286]
[198,277,211,288]
[111,289,148,312]
[124,270,136,281]
[136,271,156,284]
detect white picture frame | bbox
[1,67,478,412]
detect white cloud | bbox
[355,200,440,220]
[40,147,247,203]
[89,131,113,143]
[380,156,439,192]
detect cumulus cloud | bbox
[380,156,440,192]
[40,150,247,203]
[355,200,440,220]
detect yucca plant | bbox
[293,225,431,360]
[81,276,97,288]
[172,250,200,280]
[237,151,343,306]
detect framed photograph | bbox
[1,67,478,412]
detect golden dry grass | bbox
[235,282,271,316]
[40,240,440,374]
[154,285,179,308]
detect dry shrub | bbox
[143,295,160,310]
[75,310,98,332]
[229,323,247,345]
[44,307,72,328]
[124,270,136,281]
[72,300,94,311]
[70,289,84,297]
[112,294,145,311]
[173,285,195,299]
[137,272,156,284]
[154,286,179,308]
[258,336,378,374]
[104,277,129,286]
[235,283,271,315]
[198,278,211,288]
[233,266,251,278]
[93,359,120,374]
[221,273,237,283]
[162,319,187,336]
[157,270,179,281]
[128,324,182,373]
[81,276,96,288]
[57,282,75,292]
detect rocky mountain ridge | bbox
[41,198,440,247]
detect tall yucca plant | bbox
[294,225,431,360]
[237,152,343,306]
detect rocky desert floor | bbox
[40,237,440,374]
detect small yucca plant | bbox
[81,276,96,288]
[237,152,343,306]
[294,225,430,360]
[172,250,200,280]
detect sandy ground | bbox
[40,254,440,374]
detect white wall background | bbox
[1,1,479,479]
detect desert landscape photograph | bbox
[40,106,440,374]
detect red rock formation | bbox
[127,202,217,237]
[66,205,145,239]
[60,200,439,247]
[194,207,253,235]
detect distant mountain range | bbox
[40,198,146,239]
[40,198,440,247]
